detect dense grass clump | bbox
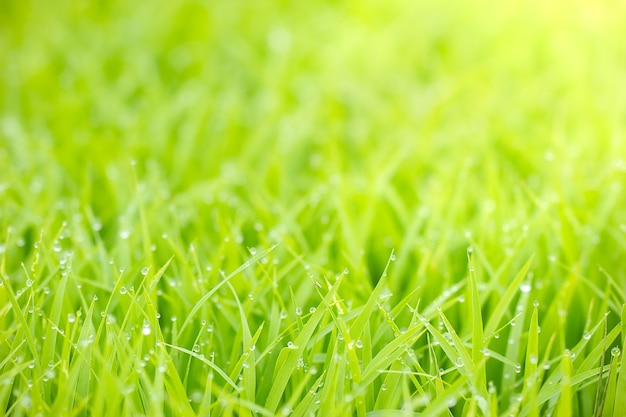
[2,0,626,416]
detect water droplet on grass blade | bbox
[612,347,621,357]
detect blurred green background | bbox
[1,0,626,300]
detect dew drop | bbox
[141,267,149,276]
[355,340,363,349]
[520,283,532,293]
[583,331,591,340]
[287,341,298,349]
[612,347,621,357]
[120,287,127,295]
[295,307,302,316]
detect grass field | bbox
[2,0,626,416]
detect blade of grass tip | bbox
[612,304,626,415]
[176,243,278,342]
[555,350,573,417]
[523,304,540,417]
[350,250,393,341]
[601,346,621,417]
[146,255,174,293]
[265,276,342,414]
[467,247,487,406]
[484,255,534,336]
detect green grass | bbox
[2,0,626,415]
